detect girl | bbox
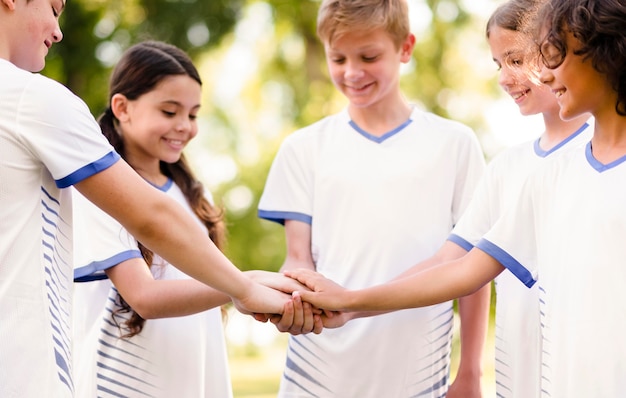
[72,41,302,397]
[288,0,626,396]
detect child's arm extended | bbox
[287,248,503,312]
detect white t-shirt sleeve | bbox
[449,160,498,250]
[73,189,142,282]
[17,74,119,187]
[450,124,485,225]
[477,175,539,288]
[258,131,315,225]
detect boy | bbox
[0,1,291,396]
[258,0,488,396]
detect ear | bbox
[400,33,416,63]
[1,0,17,11]
[110,93,130,122]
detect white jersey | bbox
[0,59,119,397]
[479,141,626,397]
[259,107,485,397]
[450,121,592,398]
[72,180,232,398]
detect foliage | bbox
[44,0,243,115]
[44,0,501,272]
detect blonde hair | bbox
[317,0,410,48]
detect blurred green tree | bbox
[44,0,243,115]
[43,0,501,272]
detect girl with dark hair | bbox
[71,41,301,397]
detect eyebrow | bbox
[161,100,202,109]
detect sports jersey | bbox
[72,179,232,398]
[259,107,484,397]
[478,141,626,397]
[0,58,119,397]
[449,121,592,398]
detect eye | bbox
[162,110,176,117]
[540,40,564,69]
[362,55,378,62]
[331,57,345,64]
[189,114,198,121]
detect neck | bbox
[348,95,412,137]
[538,112,591,151]
[127,158,167,187]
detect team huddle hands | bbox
[246,269,349,335]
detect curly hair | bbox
[536,0,626,115]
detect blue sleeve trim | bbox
[257,210,312,226]
[447,233,474,252]
[476,239,536,288]
[74,250,142,282]
[56,151,121,188]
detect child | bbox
[71,41,305,398]
[451,1,591,396]
[288,0,626,395]
[0,1,290,396]
[258,0,487,396]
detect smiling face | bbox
[488,25,558,117]
[539,30,616,121]
[324,27,414,111]
[118,74,202,170]
[7,0,65,71]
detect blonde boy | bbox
[258,0,488,396]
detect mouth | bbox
[44,40,52,49]
[552,88,566,98]
[346,82,374,92]
[164,138,185,148]
[510,88,530,101]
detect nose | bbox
[176,116,193,133]
[498,64,517,88]
[53,24,63,43]
[538,64,554,86]
[344,59,365,81]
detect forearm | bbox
[128,279,231,319]
[456,282,491,378]
[345,250,501,312]
[106,260,231,319]
[77,161,254,301]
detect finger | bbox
[290,293,305,333]
[300,301,315,333]
[253,313,270,323]
[312,314,324,334]
[272,301,295,333]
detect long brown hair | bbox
[98,41,225,337]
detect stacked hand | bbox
[245,269,348,335]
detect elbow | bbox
[131,301,162,320]
[122,295,161,320]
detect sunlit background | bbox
[45,1,549,396]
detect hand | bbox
[318,310,351,329]
[231,282,291,315]
[245,270,310,295]
[284,268,352,311]
[268,293,323,335]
